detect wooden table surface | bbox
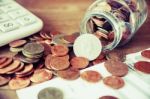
[0,0,150,99]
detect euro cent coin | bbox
[73,34,102,61]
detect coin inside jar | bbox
[80,70,102,83]
[38,87,64,99]
[103,76,125,89]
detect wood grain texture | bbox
[0,0,150,99]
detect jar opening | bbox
[80,11,122,51]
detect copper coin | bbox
[104,60,128,77]
[45,54,53,69]
[81,70,102,83]
[40,43,52,56]
[0,57,7,64]
[9,40,27,48]
[99,96,118,99]
[15,64,33,75]
[0,75,11,86]
[103,76,125,89]
[106,50,126,62]
[70,57,89,69]
[7,62,24,74]
[63,32,80,43]
[50,56,70,70]
[57,68,80,80]
[134,61,150,74]
[9,77,30,90]
[0,58,13,69]
[50,31,61,37]
[141,50,150,59]
[51,45,69,57]
[30,69,53,83]
[16,69,34,78]
[40,31,48,39]
[0,60,21,74]
[93,53,106,65]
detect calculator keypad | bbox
[0,1,37,33]
[0,3,18,12]
[17,15,36,26]
[8,9,27,19]
[0,21,19,32]
[0,14,9,23]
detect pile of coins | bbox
[9,40,27,53]
[0,32,127,89]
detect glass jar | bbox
[80,0,148,51]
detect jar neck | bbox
[80,11,123,51]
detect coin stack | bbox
[9,39,27,53]
[20,43,45,63]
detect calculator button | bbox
[8,10,27,19]
[0,0,11,6]
[0,14,9,23]
[0,9,3,14]
[17,15,36,26]
[0,21,19,32]
[0,3,18,12]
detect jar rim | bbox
[80,11,123,51]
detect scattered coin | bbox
[134,61,150,74]
[38,87,64,99]
[9,77,30,90]
[9,40,27,48]
[57,68,80,80]
[63,32,80,44]
[0,57,7,65]
[0,58,13,69]
[0,75,11,86]
[23,43,44,55]
[16,69,34,78]
[0,60,21,74]
[70,57,89,69]
[10,47,23,53]
[104,60,128,77]
[73,34,102,61]
[40,43,52,56]
[103,76,125,89]
[14,53,40,64]
[45,54,53,70]
[30,69,53,83]
[7,62,24,74]
[81,70,102,83]
[93,53,106,65]
[51,45,69,57]
[50,56,70,70]
[106,50,126,62]
[99,95,118,99]
[141,50,150,59]
[15,64,33,75]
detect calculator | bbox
[0,0,43,47]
